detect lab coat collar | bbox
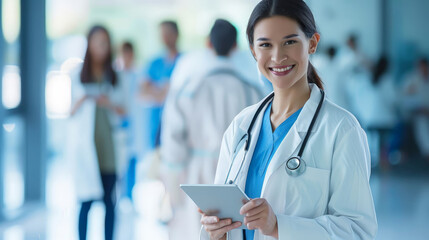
[237,83,322,134]
[294,83,323,133]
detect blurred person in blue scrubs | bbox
[140,20,180,153]
[69,25,125,240]
[161,19,263,240]
[401,57,429,162]
[116,41,142,203]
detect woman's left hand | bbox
[240,198,278,238]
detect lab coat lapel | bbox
[261,84,322,196]
[234,94,273,191]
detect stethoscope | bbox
[224,89,325,184]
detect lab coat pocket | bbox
[284,166,330,218]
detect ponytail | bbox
[307,61,323,90]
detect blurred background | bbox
[0,0,429,239]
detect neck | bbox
[92,61,104,78]
[124,62,133,71]
[270,80,310,129]
[167,47,178,59]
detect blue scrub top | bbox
[143,53,180,150]
[146,54,180,85]
[244,102,302,240]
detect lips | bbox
[269,65,295,76]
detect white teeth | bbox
[272,65,293,72]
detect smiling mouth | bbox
[269,65,295,76]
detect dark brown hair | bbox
[246,0,323,89]
[160,20,179,36]
[80,25,117,86]
[122,41,134,53]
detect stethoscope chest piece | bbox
[285,156,306,177]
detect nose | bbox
[271,47,287,64]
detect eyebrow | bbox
[256,34,299,41]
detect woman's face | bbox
[89,30,110,64]
[251,16,319,91]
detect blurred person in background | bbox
[140,20,181,155]
[312,45,345,107]
[116,41,141,203]
[335,34,373,115]
[160,19,263,240]
[68,25,125,240]
[401,57,429,162]
[363,55,398,167]
[338,34,372,73]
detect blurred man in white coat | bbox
[160,19,263,240]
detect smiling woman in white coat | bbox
[199,0,377,239]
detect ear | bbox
[206,38,213,49]
[308,33,320,54]
[250,45,257,60]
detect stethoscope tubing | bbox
[225,89,324,184]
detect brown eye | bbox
[284,40,297,45]
[259,43,271,47]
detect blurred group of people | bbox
[67,18,267,240]
[313,34,429,168]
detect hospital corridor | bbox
[1,0,429,239]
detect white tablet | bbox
[180,184,250,229]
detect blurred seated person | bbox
[401,57,429,162]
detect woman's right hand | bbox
[70,95,88,116]
[199,209,242,240]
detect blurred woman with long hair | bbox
[69,25,124,240]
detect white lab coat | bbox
[67,68,126,201]
[161,55,263,239]
[200,84,377,240]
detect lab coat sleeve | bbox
[70,70,84,104]
[111,75,128,112]
[213,120,236,184]
[276,126,377,240]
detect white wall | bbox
[390,0,429,80]
[308,0,382,59]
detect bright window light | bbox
[45,71,72,119]
[3,123,16,132]
[1,0,20,44]
[3,226,24,240]
[4,167,24,211]
[2,65,21,109]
